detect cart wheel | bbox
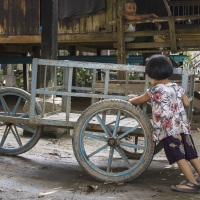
[72,99,154,183]
[0,87,42,155]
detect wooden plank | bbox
[73,19,80,33]
[178,40,200,47]
[95,81,200,96]
[79,18,86,33]
[86,15,93,33]
[23,0,40,34]
[0,0,9,34]
[0,35,41,43]
[116,0,126,79]
[176,27,200,34]
[0,32,117,44]
[168,17,177,52]
[168,1,200,6]
[125,30,169,37]
[8,0,40,35]
[105,0,113,32]
[112,0,117,32]
[125,42,170,49]
[58,33,117,43]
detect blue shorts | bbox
[162,133,198,165]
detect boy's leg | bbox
[190,158,200,176]
[177,159,198,186]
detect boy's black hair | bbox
[145,54,173,80]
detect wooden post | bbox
[168,16,177,53]
[69,46,76,86]
[117,0,126,80]
[39,0,58,88]
[97,49,102,80]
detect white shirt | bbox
[125,24,136,42]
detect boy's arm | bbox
[124,14,161,30]
[129,92,150,105]
[124,13,158,21]
[182,94,190,107]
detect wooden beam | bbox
[0,33,117,45]
[168,0,200,6]
[117,0,126,80]
[125,42,170,49]
[58,33,117,43]
[0,36,41,44]
[40,0,58,89]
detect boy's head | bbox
[125,0,137,15]
[145,54,173,80]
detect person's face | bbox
[125,2,137,15]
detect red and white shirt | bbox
[147,83,190,141]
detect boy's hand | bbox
[128,94,138,99]
[154,22,161,30]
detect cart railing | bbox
[29,58,192,127]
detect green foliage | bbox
[76,68,93,87]
[57,67,63,86]
[129,71,144,80]
[16,73,24,88]
[56,67,93,87]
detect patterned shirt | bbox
[147,83,190,141]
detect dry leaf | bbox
[85,185,99,193]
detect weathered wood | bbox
[117,0,126,80]
[40,0,58,89]
[0,0,200,61]
[0,0,40,35]
[168,0,200,6]
[168,17,177,52]
[95,80,200,96]
[163,0,172,16]
[125,42,171,49]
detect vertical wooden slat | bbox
[86,15,93,32]
[112,0,117,32]
[168,16,177,52]
[65,67,73,121]
[93,13,100,32]
[73,19,80,33]
[105,0,113,32]
[80,18,86,33]
[0,0,9,34]
[7,0,40,35]
[117,0,126,79]
[91,69,97,104]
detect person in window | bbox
[124,0,161,42]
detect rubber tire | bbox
[0,87,42,155]
[72,99,154,183]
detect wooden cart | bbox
[0,57,197,182]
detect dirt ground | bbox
[0,129,200,200]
